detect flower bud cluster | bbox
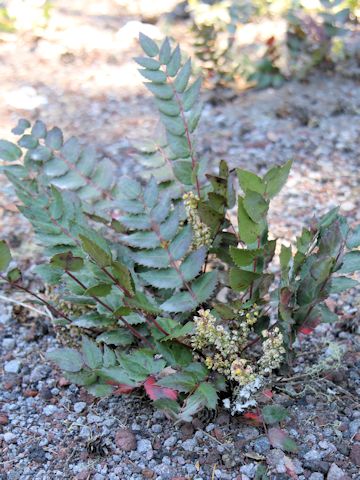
[183,192,211,248]
[258,327,286,374]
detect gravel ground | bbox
[1,2,360,479]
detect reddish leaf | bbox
[243,412,262,423]
[144,376,177,401]
[298,327,314,335]
[106,380,134,395]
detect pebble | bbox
[3,432,16,443]
[43,405,58,416]
[2,338,15,350]
[73,402,87,414]
[349,444,360,466]
[164,436,177,448]
[253,436,271,453]
[137,439,152,454]
[4,359,21,373]
[87,413,103,424]
[309,474,324,480]
[327,463,348,480]
[181,438,197,452]
[240,463,257,478]
[115,429,137,452]
[30,365,51,383]
[349,419,360,436]
[304,450,322,461]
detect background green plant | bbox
[0,33,359,421]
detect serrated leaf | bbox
[144,376,177,401]
[183,78,201,111]
[139,32,159,57]
[237,169,265,194]
[155,98,180,116]
[161,291,197,312]
[338,251,360,274]
[140,268,181,289]
[50,251,84,272]
[229,268,260,291]
[126,291,160,314]
[197,382,218,409]
[158,372,197,392]
[79,234,112,267]
[102,345,116,368]
[330,276,359,293]
[160,207,180,240]
[173,159,192,184]
[167,45,181,76]
[47,348,84,372]
[0,140,22,161]
[243,191,269,223]
[169,226,193,260]
[119,213,151,230]
[84,283,112,297]
[181,247,206,281]
[118,176,142,199]
[143,176,158,208]
[262,405,289,424]
[264,160,292,198]
[0,240,11,271]
[111,261,134,296]
[120,231,160,249]
[192,270,217,303]
[229,247,262,267]
[45,127,63,150]
[134,56,160,70]
[238,196,263,245]
[82,336,103,369]
[131,248,169,268]
[161,114,185,136]
[347,225,360,249]
[86,384,114,397]
[268,428,298,453]
[174,58,191,92]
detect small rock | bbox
[4,432,16,443]
[151,424,162,433]
[74,402,87,414]
[304,450,322,461]
[240,463,257,478]
[164,436,177,448]
[349,419,360,436]
[79,426,91,439]
[2,338,15,350]
[30,365,51,383]
[141,469,154,479]
[43,405,58,416]
[182,438,197,452]
[115,429,136,452]
[0,414,9,425]
[87,413,102,424]
[253,436,271,453]
[137,438,152,455]
[309,474,324,480]
[4,359,21,374]
[349,444,360,466]
[327,463,349,480]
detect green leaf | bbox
[86,384,114,397]
[139,68,167,83]
[181,247,206,281]
[118,176,142,199]
[166,45,181,76]
[338,251,360,274]
[140,268,181,289]
[264,160,292,198]
[131,248,169,269]
[158,372,197,392]
[139,32,159,57]
[29,145,52,162]
[159,38,171,64]
[111,261,134,296]
[330,276,359,293]
[65,370,97,386]
[145,83,173,100]
[174,58,191,92]
[173,159,192,184]
[238,197,263,245]
[229,247,262,267]
[47,348,84,372]
[155,98,180,116]
[229,268,259,291]
[0,140,22,161]
[268,428,298,453]
[192,270,217,303]
[243,191,269,223]
[126,291,160,314]
[96,329,134,346]
[160,207,180,240]
[197,382,218,410]
[134,56,160,70]
[166,132,190,158]
[79,234,112,267]
[82,336,103,369]
[347,225,360,249]
[102,345,116,368]
[262,405,289,424]
[0,240,11,272]
[50,251,84,272]
[31,120,47,139]
[18,134,38,149]
[98,367,137,386]
[169,225,193,260]
[45,127,63,150]
[120,231,160,249]
[84,283,112,297]
[7,267,21,282]
[143,176,158,208]
[12,118,30,135]
[161,291,197,313]
[183,78,202,112]
[237,169,265,194]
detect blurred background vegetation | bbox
[0,0,359,91]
